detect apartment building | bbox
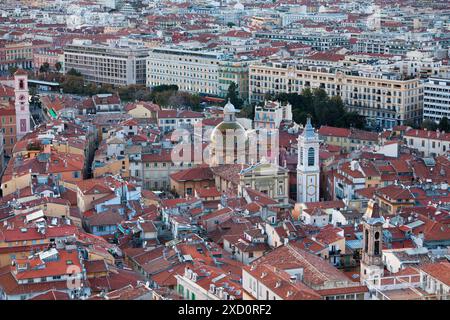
[254,100,292,130]
[147,47,255,100]
[147,48,221,95]
[157,109,204,133]
[254,32,349,51]
[280,12,348,27]
[352,33,409,55]
[141,148,197,190]
[318,126,378,152]
[33,49,64,71]
[249,62,423,128]
[0,40,51,71]
[64,39,149,86]
[404,128,450,157]
[218,59,255,101]
[175,264,243,300]
[423,77,450,123]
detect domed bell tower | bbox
[360,200,385,285]
[297,118,320,203]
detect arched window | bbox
[308,147,315,166]
[374,231,380,255]
[364,229,369,252]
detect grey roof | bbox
[346,239,363,250]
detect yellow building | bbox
[125,101,159,119]
[249,61,423,128]
[375,185,416,215]
[93,156,130,179]
[1,171,32,197]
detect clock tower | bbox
[297,118,320,203]
[14,69,30,141]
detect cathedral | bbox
[208,101,321,206]
[208,100,289,205]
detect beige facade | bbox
[147,48,253,100]
[249,62,423,128]
[126,103,157,119]
[1,172,32,197]
[93,157,129,178]
[147,48,221,95]
[239,163,289,206]
[76,188,112,213]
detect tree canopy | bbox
[421,119,438,131]
[274,88,366,129]
[225,82,243,109]
[438,117,450,132]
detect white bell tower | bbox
[297,118,320,203]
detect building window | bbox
[374,231,380,255]
[308,147,315,166]
[364,229,369,252]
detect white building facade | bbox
[423,77,450,123]
[297,118,320,203]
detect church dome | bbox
[211,100,246,142]
[223,99,238,114]
[234,2,244,10]
[210,119,247,144]
[209,100,248,165]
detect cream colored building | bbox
[147,47,252,99]
[64,39,149,86]
[249,62,423,128]
[147,48,221,95]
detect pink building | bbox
[33,49,63,70]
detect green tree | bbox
[55,62,62,72]
[438,117,450,132]
[8,66,18,76]
[225,82,243,109]
[239,103,254,119]
[404,119,419,129]
[275,89,366,129]
[66,68,82,77]
[421,119,438,131]
[61,75,84,94]
[39,62,50,73]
